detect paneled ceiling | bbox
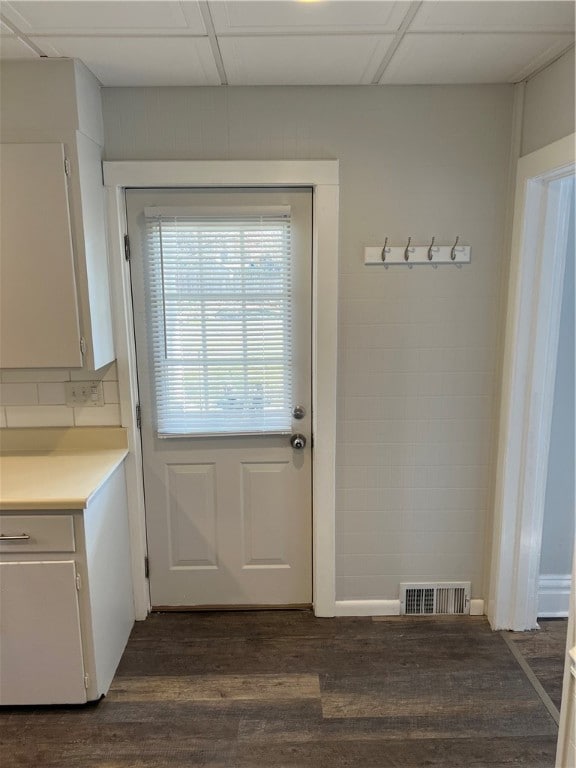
[0,1,574,86]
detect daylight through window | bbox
[144,209,293,436]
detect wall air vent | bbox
[400,582,471,615]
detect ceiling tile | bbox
[3,2,205,33]
[411,1,575,32]
[220,34,394,85]
[33,37,221,86]
[210,1,410,34]
[179,2,208,33]
[0,35,39,59]
[381,32,575,84]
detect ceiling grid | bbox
[371,1,423,84]
[0,1,573,86]
[198,0,228,85]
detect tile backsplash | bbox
[0,362,121,428]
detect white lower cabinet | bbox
[0,465,134,705]
[0,561,87,705]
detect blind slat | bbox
[144,212,293,436]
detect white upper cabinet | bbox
[0,142,83,368]
[72,131,115,370]
[0,59,115,370]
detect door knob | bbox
[290,433,306,450]
[292,405,306,420]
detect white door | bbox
[127,188,312,608]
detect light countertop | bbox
[0,428,128,511]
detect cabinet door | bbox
[0,143,83,367]
[0,560,87,704]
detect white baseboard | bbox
[538,574,571,618]
[334,599,400,617]
[470,599,485,616]
[334,599,485,617]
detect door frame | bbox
[103,160,339,620]
[487,134,575,631]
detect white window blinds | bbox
[143,208,294,436]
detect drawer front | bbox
[0,515,75,553]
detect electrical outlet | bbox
[65,381,104,407]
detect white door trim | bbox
[104,160,339,620]
[487,134,575,631]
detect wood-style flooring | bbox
[504,618,568,713]
[0,612,562,767]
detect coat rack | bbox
[365,236,471,267]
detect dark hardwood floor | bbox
[0,612,562,767]
[504,617,568,712]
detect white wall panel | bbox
[0,364,121,428]
[5,406,75,428]
[101,83,513,601]
[38,383,67,405]
[74,405,121,426]
[522,47,575,156]
[0,383,38,406]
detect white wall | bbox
[540,180,575,577]
[0,363,120,429]
[522,47,575,157]
[102,85,513,602]
[518,48,575,615]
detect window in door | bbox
[144,208,294,436]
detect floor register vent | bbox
[400,582,471,615]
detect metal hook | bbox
[381,237,388,262]
[450,235,460,261]
[427,236,436,261]
[404,236,412,262]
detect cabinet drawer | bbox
[0,515,75,553]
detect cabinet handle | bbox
[0,533,30,541]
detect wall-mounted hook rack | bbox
[365,239,471,266]
[381,237,389,261]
